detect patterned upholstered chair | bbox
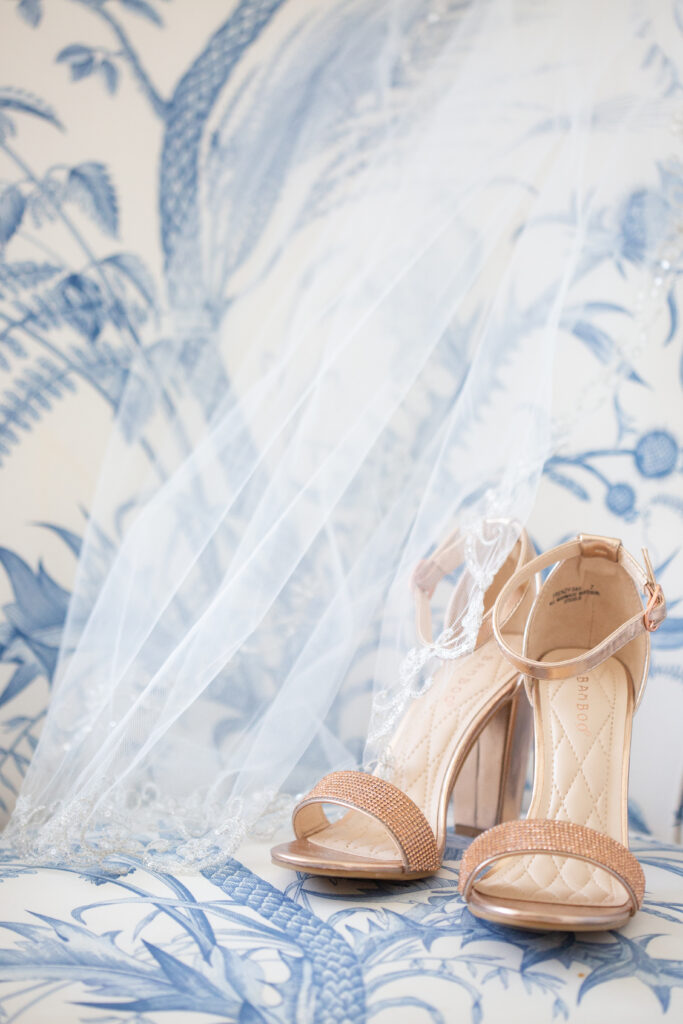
[1,2,682,1021]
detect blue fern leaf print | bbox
[0,260,62,299]
[118,0,164,27]
[25,173,64,229]
[0,186,26,245]
[66,162,119,236]
[16,0,43,27]
[0,87,61,129]
[0,364,76,462]
[0,322,28,363]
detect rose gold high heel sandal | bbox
[271,523,537,880]
[459,533,666,931]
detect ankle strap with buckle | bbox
[491,534,666,691]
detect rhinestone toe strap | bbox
[293,770,440,873]
[458,819,645,913]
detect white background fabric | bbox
[0,0,681,864]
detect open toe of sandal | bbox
[271,837,410,879]
[271,770,441,880]
[458,819,643,931]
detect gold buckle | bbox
[642,549,664,632]
[644,582,664,632]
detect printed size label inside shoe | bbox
[549,585,600,607]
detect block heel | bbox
[453,685,531,837]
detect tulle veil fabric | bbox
[4,0,679,868]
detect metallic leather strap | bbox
[458,819,645,913]
[491,535,666,683]
[293,770,440,873]
[412,521,533,648]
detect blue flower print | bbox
[606,482,637,517]
[634,430,679,478]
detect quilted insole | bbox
[304,639,519,863]
[474,648,633,907]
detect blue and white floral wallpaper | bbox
[0,1,682,1021]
